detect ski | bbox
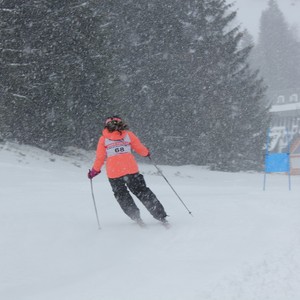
[134,218,171,229]
[160,220,171,229]
[135,218,147,228]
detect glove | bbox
[88,168,100,179]
[146,149,151,158]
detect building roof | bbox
[270,102,300,113]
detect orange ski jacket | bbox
[92,129,149,179]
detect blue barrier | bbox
[263,128,291,190]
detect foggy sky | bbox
[233,0,300,40]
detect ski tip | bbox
[135,218,147,228]
[160,219,171,229]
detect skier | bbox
[87,116,168,226]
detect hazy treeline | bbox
[0,0,271,171]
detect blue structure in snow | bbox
[263,128,291,190]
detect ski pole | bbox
[89,178,101,229]
[148,157,193,216]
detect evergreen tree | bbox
[169,0,269,170]
[1,0,269,170]
[0,0,108,151]
[100,0,269,170]
[0,1,32,141]
[253,0,300,95]
[99,0,190,162]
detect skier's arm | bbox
[92,137,106,172]
[128,131,149,157]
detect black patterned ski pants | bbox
[109,173,167,221]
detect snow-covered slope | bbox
[1,142,300,300]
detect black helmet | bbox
[105,115,128,132]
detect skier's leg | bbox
[109,177,140,220]
[125,173,167,221]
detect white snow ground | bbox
[1,142,300,300]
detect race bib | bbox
[105,134,131,157]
